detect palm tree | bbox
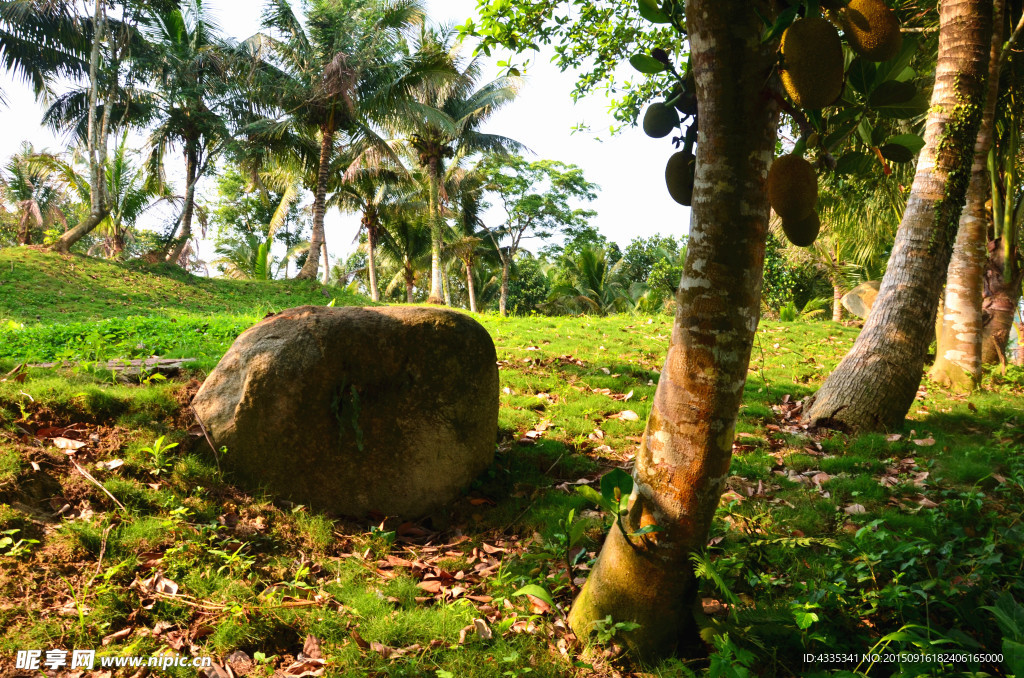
[251,0,427,281]
[0,144,68,245]
[329,158,416,301]
[443,166,491,312]
[377,211,432,303]
[547,246,631,316]
[138,0,236,264]
[396,27,524,303]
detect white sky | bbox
[0,0,691,271]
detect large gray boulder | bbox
[192,306,498,518]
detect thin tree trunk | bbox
[405,271,414,304]
[321,241,331,284]
[1015,321,1024,365]
[367,223,379,302]
[805,0,993,431]
[297,125,333,280]
[499,256,510,317]
[832,283,843,323]
[166,145,198,264]
[442,262,451,305]
[930,0,1005,391]
[52,0,108,253]
[567,0,779,659]
[981,238,1023,363]
[427,159,443,304]
[17,213,32,245]
[466,262,477,313]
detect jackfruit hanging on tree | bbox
[782,210,822,247]
[665,150,696,206]
[841,0,902,62]
[779,16,845,109]
[767,153,818,222]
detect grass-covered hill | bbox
[1,249,1023,677]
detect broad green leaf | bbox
[822,117,860,151]
[868,80,917,107]
[601,468,634,513]
[576,484,610,511]
[637,0,671,24]
[511,584,554,608]
[569,518,588,547]
[857,118,873,147]
[874,34,920,83]
[886,133,926,154]
[629,54,667,74]
[834,152,874,175]
[762,5,798,43]
[879,144,915,163]
[876,92,930,119]
[846,57,877,96]
[628,524,664,537]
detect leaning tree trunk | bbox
[981,238,1023,363]
[166,146,198,264]
[567,0,779,660]
[930,0,1005,391]
[52,0,109,253]
[321,242,331,284]
[465,262,477,313]
[832,283,843,322]
[297,126,334,280]
[426,159,444,304]
[804,0,993,431]
[498,256,510,317]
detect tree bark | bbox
[930,0,1005,391]
[405,271,414,303]
[499,256,510,317]
[321,241,331,284]
[805,0,993,431]
[465,262,477,313]
[832,283,843,322]
[567,0,779,660]
[366,222,379,302]
[427,158,443,304]
[166,145,198,264]
[52,0,109,254]
[297,125,334,280]
[1015,320,1024,365]
[981,238,1023,363]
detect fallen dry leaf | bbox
[912,437,936,447]
[886,433,903,442]
[53,437,87,451]
[618,410,640,421]
[844,504,867,515]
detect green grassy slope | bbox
[0,249,369,369]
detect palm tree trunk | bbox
[321,241,331,284]
[166,146,198,264]
[367,224,380,302]
[405,270,414,304]
[427,158,443,304]
[832,283,843,322]
[981,238,1023,363]
[466,262,477,313]
[52,0,108,254]
[567,0,779,660]
[499,256,510,317]
[805,0,993,430]
[17,213,32,245]
[442,262,451,305]
[1015,321,1024,365]
[930,0,1005,391]
[297,125,334,280]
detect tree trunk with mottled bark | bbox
[427,158,443,304]
[832,283,843,322]
[465,262,477,313]
[567,0,779,659]
[53,0,109,253]
[804,0,993,430]
[166,146,198,264]
[366,222,379,302]
[297,126,334,280]
[499,256,510,317]
[981,238,1023,363]
[1015,321,1024,365]
[931,0,1005,391]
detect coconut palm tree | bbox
[0,143,68,245]
[136,0,238,264]
[395,26,524,303]
[547,246,631,316]
[250,0,430,281]
[377,211,432,303]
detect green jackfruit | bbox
[782,211,821,247]
[780,17,845,110]
[767,154,818,221]
[643,102,679,138]
[843,0,902,62]
[665,151,695,206]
